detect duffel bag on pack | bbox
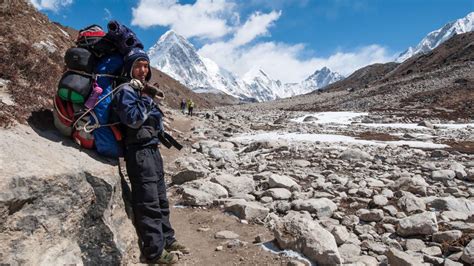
[53,95,75,136]
[72,115,95,149]
[91,54,124,158]
[65,47,96,73]
[58,72,92,103]
[106,20,144,55]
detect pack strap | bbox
[72,83,127,132]
[66,69,124,80]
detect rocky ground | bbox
[1,103,473,265]
[164,106,474,265]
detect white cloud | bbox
[200,41,396,83]
[136,0,395,83]
[29,0,73,12]
[230,11,281,46]
[131,0,236,39]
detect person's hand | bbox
[142,83,160,98]
[142,83,165,100]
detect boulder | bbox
[397,211,438,237]
[262,188,292,200]
[210,174,255,196]
[180,180,228,206]
[292,198,337,218]
[224,200,269,222]
[426,197,474,215]
[461,239,474,264]
[208,147,237,162]
[397,193,426,213]
[432,230,463,243]
[339,148,372,161]
[356,209,384,222]
[268,174,300,191]
[386,248,424,266]
[274,211,341,265]
[431,170,456,182]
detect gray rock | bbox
[398,193,426,213]
[210,174,255,196]
[361,240,388,254]
[397,211,438,237]
[268,174,300,191]
[421,246,442,256]
[215,230,239,239]
[393,175,428,195]
[274,211,341,265]
[444,259,463,266]
[208,147,237,162]
[293,159,311,167]
[357,209,384,222]
[262,188,292,200]
[371,195,389,207]
[292,198,337,218]
[386,248,424,266]
[225,200,269,222]
[461,239,474,264]
[172,169,207,185]
[181,180,228,206]
[431,170,456,182]
[339,148,373,161]
[331,225,350,245]
[426,197,474,215]
[405,238,426,252]
[351,255,378,265]
[338,243,361,263]
[432,230,463,243]
[440,211,469,221]
[341,215,359,227]
[418,120,434,129]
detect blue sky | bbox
[32,0,473,82]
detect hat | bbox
[122,48,151,81]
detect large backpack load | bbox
[53,21,144,158]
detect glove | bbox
[142,83,164,100]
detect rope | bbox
[53,96,74,123]
[72,83,127,132]
[66,68,123,80]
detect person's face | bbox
[132,59,149,82]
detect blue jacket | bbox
[112,83,164,148]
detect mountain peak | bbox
[397,11,474,62]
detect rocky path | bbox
[165,108,474,265]
[125,112,293,265]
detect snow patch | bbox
[231,132,448,149]
[261,241,314,266]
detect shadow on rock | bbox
[27,110,118,166]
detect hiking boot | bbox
[141,250,178,265]
[166,241,190,254]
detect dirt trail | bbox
[127,111,293,265]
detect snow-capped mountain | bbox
[148,30,253,99]
[148,30,343,101]
[397,12,474,62]
[300,67,344,93]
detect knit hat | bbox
[122,48,151,81]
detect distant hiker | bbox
[180,99,186,114]
[111,48,188,264]
[187,99,195,116]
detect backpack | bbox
[53,21,144,158]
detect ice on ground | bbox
[261,241,314,266]
[293,112,474,129]
[231,132,448,149]
[292,112,368,124]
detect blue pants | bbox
[125,146,176,260]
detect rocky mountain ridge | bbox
[148,30,343,102]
